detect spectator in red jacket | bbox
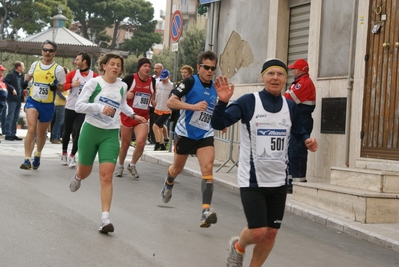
[284,59,316,190]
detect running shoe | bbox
[69,174,81,192]
[127,164,139,178]
[130,141,136,147]
[32,156,40,170]
[98,218,114,234]
[160,180,173,203]
[159,144,167,151]
[115,165,124,177]
[20,159,32,170]
[154,143,161,151]
[200,208,217,228]
[226,236,244,267]
[68,156,77,168]
[61,154,68,165]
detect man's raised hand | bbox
[214,76,234,102]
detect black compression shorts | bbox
[240,185,287,229]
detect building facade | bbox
[210,0,399,223]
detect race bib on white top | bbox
[256,129,287,161]
[132,92,150,110]
[92,96,119,125]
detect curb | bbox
[285,202,399,253]
[141,151,399,254]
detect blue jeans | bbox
[288,115,314,178]
[4,101,21,137]
[0,102,6,134]
[51,105,65,140]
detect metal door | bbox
[287,4,311,83]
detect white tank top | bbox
[66,70,95,110]
[237,92,291,187]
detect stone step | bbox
[330,167,399,193]
[292,182,399,223]
[356,157,399,172]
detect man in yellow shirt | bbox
[20,40,66,170]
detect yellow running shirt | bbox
[29,62,59,103]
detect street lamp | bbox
[146,48,153,59]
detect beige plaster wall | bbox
[213,0,379,183]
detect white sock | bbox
[75,174,81,181]
[102,211,110,220]
[129,163,135,167]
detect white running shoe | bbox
[115,165,124,177]
[61,154,68,165]
[200,208,218,228]
[98,218,114,233]
[226,236,244,267]
[127,164,139,178]
[68,156,76,168]
[160,179,173,203]
[69,174,81,192]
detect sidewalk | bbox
[2,129,399,253]
[141,145,399,254]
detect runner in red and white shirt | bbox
[115,58,156,178]
[62,52,98,168]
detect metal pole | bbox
[169,50,179,152]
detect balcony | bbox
[172,4,197,15]
[160,9,166,20]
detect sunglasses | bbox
[42,48,55,53]
[200,64,217,71]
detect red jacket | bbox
[284,73,316,106]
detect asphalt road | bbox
[1,154,398,267]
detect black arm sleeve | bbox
[122,74,134,89]
[173,76,195,99]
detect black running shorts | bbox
[240,185,287,229]
[174,136,214,155]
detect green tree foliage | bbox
[0,0,159,52]
[124,54,141,75]
[151,49,175,80]
[119,0,161,54]
[129,24,205,83]
[0,0,73,39]
[121,30,162,56]
[123,50,174,80]
[68,0,160,50]
[67,0,111,41]
[177,24,206,78]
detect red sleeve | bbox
[64,70,77,91]
[283,89,293,100]
[284,75,315,103]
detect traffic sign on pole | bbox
[171,42,179,52]
[170,10,183,43]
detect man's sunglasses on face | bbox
[200,64,217,71]
[42,48,55,53]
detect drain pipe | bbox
[205,3,214,51]
[211,1,220,54]
[345,0,359,167]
